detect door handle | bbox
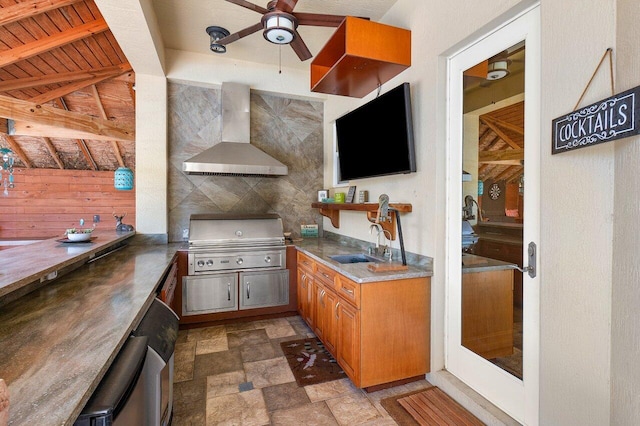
[247,282,250,299]
[512,241,536,278]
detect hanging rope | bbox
[573,48,614,111]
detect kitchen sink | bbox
[329,254,381,264]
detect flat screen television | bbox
[335,82,416,181]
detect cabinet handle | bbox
[227,283,231,301]
[335,302,340,319]
[320,289,325,306]
[322,272,331,279]
[247,282,250,299]
[301,274,307,288]
[341,287,354,295]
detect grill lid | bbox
[188,213,285,248]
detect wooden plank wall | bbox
[0,168,135,239]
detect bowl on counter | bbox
[67,232,92,242]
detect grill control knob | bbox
[265,256,272,263]
[236,258,243,265]
[197,260,205,267]
[206,259,214,266]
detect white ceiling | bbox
[151,0,399,70]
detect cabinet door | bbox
[336,300,360,385]
[297,267,314,326]
[314,283,338,355]
[182,274,237,316]
[239,270,289,309]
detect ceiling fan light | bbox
[263,15,295,44]
[487,60,510,80]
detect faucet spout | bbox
[369,223,383,252]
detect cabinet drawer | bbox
[315,262,336,289]
[336,275,360,308]
[297,252,315,271]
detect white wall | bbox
[539,1,615,424]
[611,1,640,424]
[96,0,640,423]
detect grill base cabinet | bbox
[296,251,430,389]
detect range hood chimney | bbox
[182,82,288,176]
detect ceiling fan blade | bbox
[295,13,365,27]
[225,0,269,14]
[217,22,264,45]
[275,0,298,13]
[290,31,312,61]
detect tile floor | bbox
[172,315,433,425]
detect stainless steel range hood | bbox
[182,82,288,176]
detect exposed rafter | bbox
[0,0,82,27]
[480,116,520,149]
[0,134,32,168]
[91,85,125,168]
[0,18,109,68]
[0,95,135,142]
[0,63,131,93]
[55,98,98,171]
[43,137,65,169]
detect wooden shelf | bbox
[311,202,412,240]
[310,17,411,98]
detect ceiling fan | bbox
[209,0,359,61]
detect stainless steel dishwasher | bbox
[74,335,149,426]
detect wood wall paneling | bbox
[0,168,135,239]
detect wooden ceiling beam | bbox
[0,0,82,27]
[480,116,520,149]
[0,95,134,142]
[0,18,108,68]
[0,63,132,92]
[0,134,32,168]
[28,68,132,105]
[43,137,65,169]
[504,167,524,183]
[494,165,521,182]
[91,85,124,167]
[483,116,524,135]
[55,98,97,171]
[479,148,524,163]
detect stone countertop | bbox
[0,229,136,299]
[295,238,433,283]
[462,253,516,273]
[0,240,183,426]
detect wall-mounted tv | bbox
[335,82,416,181]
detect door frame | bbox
[444,3,540,424]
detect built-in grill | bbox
[183,214,288,316]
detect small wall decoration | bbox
[552,85,640,154]
[489,183,501,200]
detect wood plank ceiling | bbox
[477,101,524,184]
[0,0,135,171]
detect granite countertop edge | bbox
[0,239,184,426]
[295,238,433,283]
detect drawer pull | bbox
[335,302,340,319]
[341,287,354,295]
[247,282,250,299]
[321,272,331,279]
[227,283,231,301]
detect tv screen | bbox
[335,82,416,181]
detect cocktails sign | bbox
[552,85,640,154]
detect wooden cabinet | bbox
[158,254,178,309]
[462,269,514,359]
[296,250,430,389]
[473,223,523,308]
[310,17,411,98]
[297,262,314,327]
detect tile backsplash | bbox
[167,82,323,242]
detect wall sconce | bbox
[262,12,296,44]
[0,148,15,196]
[206,26,230,53]
[114,167,134,191]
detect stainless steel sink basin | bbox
[329,254,381,264]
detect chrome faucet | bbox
[369,223,383,255]
[369,224,393,260]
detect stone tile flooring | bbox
[172,315,433,425]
